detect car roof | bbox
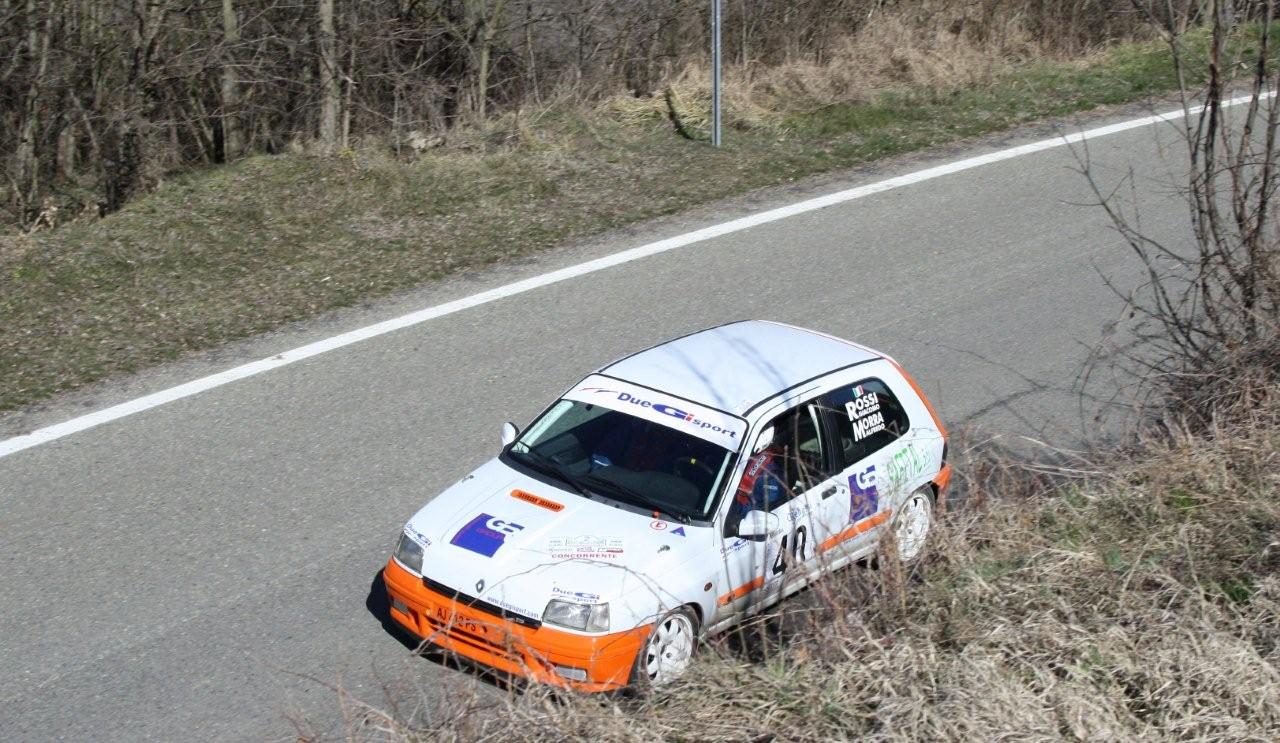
[598,320,883,417]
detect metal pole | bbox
[711,0,722,147]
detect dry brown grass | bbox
[335,393,1280,742]
[601,0,1098,133]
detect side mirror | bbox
[737,510,781,539]
[500,421,519,446]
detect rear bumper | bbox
[382,558,648,692]
[934,462,954,508]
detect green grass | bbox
[0,33,1223,412]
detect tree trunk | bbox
[16,0,53,213]
[220,0,242,160]
[475,30,491,119]
[100,0,168,217]
[57,119,77,179]
[318,0,339,151]
[524,1,539,105]
[466,0,508,120]
[341,17,355,150]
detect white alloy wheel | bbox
[637,607,697,687]
[893,489,934,563]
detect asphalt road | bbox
[0,104,1196,740]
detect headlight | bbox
[394,531,424,574]
[542,599,610,632]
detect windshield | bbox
[509,399,738,521]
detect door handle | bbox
[820,485,838,499]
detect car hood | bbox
[403,458,704,624]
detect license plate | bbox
[434,607,495,639]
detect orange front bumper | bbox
[382,558,649,692]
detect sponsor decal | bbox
[849,465,878,522]
[884,445,928,491]
[510,489,564,512]
[847,387,886,441]
[437,590,540,622]
[650,520,667,531]
[450,514,525,557]
[552,586,602,603]
[407,526,433,547]
[578,388,739,441]
[548,535,625,561]
[735,449,776,505]
[851,410,886,441]
[491,597,542,620]
[566,376,746,449]
[720,538,749,556]
[671,526,686,537]
[475,579,486,593]
[845,390,881,420]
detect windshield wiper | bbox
[506,448,588,497]
[576,474,692,524]
[507,449,691,523]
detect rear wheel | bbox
[632,606,698,688]
[892,487,935,563]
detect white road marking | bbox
[1,94,1269,460]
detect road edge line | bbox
[1,93,1268,459]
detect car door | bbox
[715,396,838,616]
[812,377,915,559]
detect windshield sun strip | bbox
[563,374,748,451]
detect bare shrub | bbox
[329,415,1279,741]
[0,1,1189,228]
[601,0,1063,135]
[1086,0,1280,429]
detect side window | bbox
[729,401,834,522]
[820,379,910,468]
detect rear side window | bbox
[819,379,909,468]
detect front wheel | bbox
[892,487,935,563]
[632,606,698,689]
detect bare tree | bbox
[0,0,1203,228]
[318,0,339,151]
[1089,0,1280,424]
[14,0,52,216]
[220,0,242,160]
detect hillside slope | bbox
[0,38,1184,414]
[349,407,1280,741]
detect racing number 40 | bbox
[771,525,808,575]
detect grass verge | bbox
[339,399,1280,741]
[0,35,1204,414]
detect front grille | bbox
[422,575,543,628]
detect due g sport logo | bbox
[450,513,525,557]
[578,387,738,439]
[849,465,879,522]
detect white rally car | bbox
[383,320,950,690]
